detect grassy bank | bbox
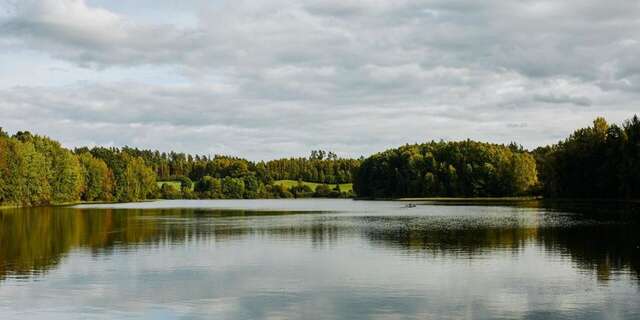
[273,180,353,192]
[157,181,194,191]
[394,197,640,203]
[396,196,542,202]
[0,200,123,210]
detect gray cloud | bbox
[0,0,639,159]
[533,93,592,107]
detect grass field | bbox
[273,180,353,192]
[157,181,194,191]
[157,180,352,193]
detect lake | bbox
[0,199,639,319]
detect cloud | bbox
[5,0,639,82]
[1,0,202,67]
[533,93,592,107]
[0,0,639,158]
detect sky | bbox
[1,0,639,160]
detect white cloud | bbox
[0,0,639,159]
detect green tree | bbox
[78,153,114,201]
[160,183,181,199]
[11,139,51,205]
[31,136,84,203]
[534,115,640,199]
[222,177,245,199]
[354,140,538,198]
[195,176,223,198]
[121,156,157,202]
[314,184,331,197]
[289,181,313,198]
[243,175,261,198]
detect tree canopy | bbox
[534,116,640,199]
[354,140,538,198]
[2,114,639,206]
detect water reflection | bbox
[1,201,638,283]
[2,201,640,319]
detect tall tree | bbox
[78,152,114,201]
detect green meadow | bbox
[157,181,194,191]
[273,180,353,193]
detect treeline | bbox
[534,116,640,198]
[104,147,360,185]
[87,147,358,200]
[0,131,155,206]
[354,140,538,198]
[186,178,350,200]
[0,129,357,206]
[264,157,360,184]
[2,115,639,205]
[355,115,640,200]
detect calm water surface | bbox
[0,199,639,319]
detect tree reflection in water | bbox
[0,201,638,283]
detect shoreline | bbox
[353,196,541,202]
[0,199,155,210]
[395,196,542,202]
[4,197,640,210]
[356,196,640,204]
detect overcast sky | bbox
[1,0,639,159]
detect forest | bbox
[534,116,640,198]
[0,128,358,206]
[1,115,638,206]
[354,115,640,199]
[354,140,538,198]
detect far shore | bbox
[358,197,640,204]
[353,196,541,202]
[0,199,155,210]
[395,196,542,201]
[4,197,640,210]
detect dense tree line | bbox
[2,115,639,206]
[534,116,640,199]
[355,115,640,199]
[94,148,359,200]
[354,140,538,198]
[0,130,157,206]
[110,148,360,185]
[264,157,360,184]
[0,130,357,206]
